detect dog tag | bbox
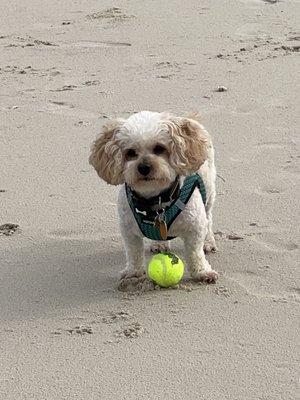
[154,214,168,240]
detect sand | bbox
[0,0,299,399]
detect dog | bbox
[89,111,218,283]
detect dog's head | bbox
[89,111,209,197]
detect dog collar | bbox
[125,173,206,241]
[128,177,180,213]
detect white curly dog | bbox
[89,111,218,284]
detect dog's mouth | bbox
[141,177,155,182]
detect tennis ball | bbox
[148,252,184,288]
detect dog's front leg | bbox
[183,235,218,283]
[120,233,145,279]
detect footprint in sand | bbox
[0,223,20,236]
[82,80,101,86]
[102,311,132,324]
[51,325,93,336]
[4,35,57,48]
[0,66,60,77]
[116,322,144,339]
[67,326,93,335]
[50,80,101,92]
[154,61,195,80]
[86,7,135,26]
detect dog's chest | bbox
[118,186,206,240]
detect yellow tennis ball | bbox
[148,252,184,288]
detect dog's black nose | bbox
[138,163,151,176]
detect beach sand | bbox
[0,0,299,399]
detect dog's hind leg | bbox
[203,189,217,253]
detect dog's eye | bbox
[153,145,166,155]
[125,149,137,159]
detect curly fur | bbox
[89,119,125,185]
[163,117,209,175]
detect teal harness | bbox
[126,174,206,241]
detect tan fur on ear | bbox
[89,119,125,185]
[166,117,209,175]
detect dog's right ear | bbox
[89,119,125,185]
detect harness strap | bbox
[126,174,206,241]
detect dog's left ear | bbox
[167,117,209,175]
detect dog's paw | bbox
[150,241,170,254]
[192,270,219,284]
[119,268,145,280]
[203,242,217,254]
